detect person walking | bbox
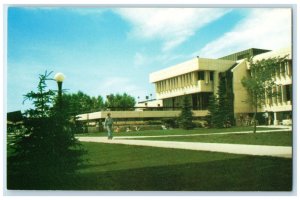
[104,113,114,140]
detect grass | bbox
[7,142,292,191]
[133,131,292,146]
[75,126,283,137]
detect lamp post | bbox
[54,72,65,110]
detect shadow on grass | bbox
[7,155,292,191]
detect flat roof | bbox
[149,57,235,83]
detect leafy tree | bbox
[241,56,286,133]
[105,93,136,110]
[8,71,85,189]
[178,96,194,130]
[63,91,104,115]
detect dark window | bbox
[198,71,205,80]
[210,71,214,81]
[286,85,292,102]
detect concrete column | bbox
[193,72,197,85]
[205,71,209,84]
[178,76,182,88]
[213,72,219,96]
[273,112,279,125]
[288,61,292,76]
[276,86,281,104]
[282,85,287,103]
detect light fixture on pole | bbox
[54,72,65,109]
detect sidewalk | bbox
[112,127,291,139]
[78,135,292,159]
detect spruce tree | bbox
[8,71,86,189]
[207,74,234,128]
[178,96,195,130]
[206,94,218,127]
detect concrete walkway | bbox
[78,132,292,159]
[112,127,291,139]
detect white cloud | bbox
[133,52,147,68]
[133,51,189,69]
[196,8,292,58]
[115,8,231,51]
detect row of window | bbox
[271,60,292,77]
[266,84,292,106]
[156,71,215,93]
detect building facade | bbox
[149,47,292,125]
[231,47,292,125]
[149,58,236,110]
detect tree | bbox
[241,56,286,133]
[8,71,85,189]
[207,74,234,128]
[178,95,195,130]
[105,93,136,110]
[206,94,219,128]
[63,91,104,115]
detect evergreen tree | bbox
[8,71,86,189]
[178,96,195,130]
[207,75,234,128]
[206,94,218,127]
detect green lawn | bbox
[76,126,283,137]
[7,141,292,191]
[133,131,292,146]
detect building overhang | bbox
[149,58,236,83]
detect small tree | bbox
[206,95,218,128]
[241,56,286,133]
[178,96,194,130]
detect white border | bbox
[1,0,299,199]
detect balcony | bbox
[198,80,213,92]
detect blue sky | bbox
[7,7,291,112]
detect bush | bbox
[162,118,178,128]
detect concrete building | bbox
[231,47,292,125]
[76,46,292,131]
[149,47,292,125]
[149,58,236,110]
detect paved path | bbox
[113,127,291,139]
[78,130,292,159]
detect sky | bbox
[6,7,292,112]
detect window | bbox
[198,71,205,80]
[281,63,286,75]
[286,85,292,102]
[210,71,214,81]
